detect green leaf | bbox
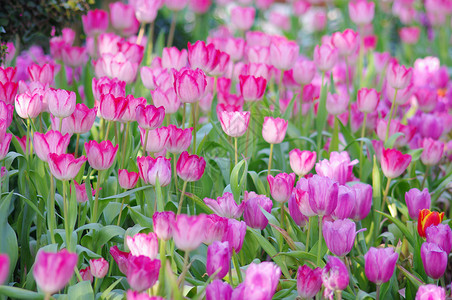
[0,286,43,299]
[376,210,415,246]
[68,280,94,300]
[99,185,151,201]
[230,159,248,202]
[276,251,321,267]
[384,132,404,149]
[315,74,328,152]
[93,225,125,251]
[248,171,266,195]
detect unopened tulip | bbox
[33,250,78,295]
[27,64,55,85]
[267,173,296,203]
[73,181,96,203]
[243,191,273,230]
[0,81,18,106]
[187,41,221,73]
[289,149,316,177]
[99,94,128,121]
[89,258,108,279]
[0,133,11,161]
[206,241,231,279]
[314,44,339,72]
[45,89,76,118]
[92,77,126,102]
[231,6,255,31]
[219,111,250,137]
[364,247,399,284]
[332,29,359,57]
[315,151,358,185]
[15,91,43,119]
[139,127,169,154]
[127,255,160,292]
[269,39,299,71]
[405,188,431,220]
[121,95,147,123]
[243,262,281,300]
[62,46,88,69]
[386,62,413,90]
[323,219,357,257]
[146,156,171,187]
[0,67,16,84]
[262,117,288,144]
[326,92,349,116]
[418,209,444,238]
[161,47,188,70]
[350,183,372,221]
[127,232,159,259]
[348,0,375,25]
[131,0,163,24]
[292,59,316,86]
[415,284,446,300]
[82,9,109,36]
[357,88,379,114]
[204,192,246,219]
[109,246,130,275]
[67,104,96,134]
[97,53,138,84]
[166,125,192,154]
[206,280,233,300]
[421,242,447,279]
[109,2,138,31]
[153,211,175,241]
[151,88,180,114]
[172,214,207,251]
[332,185,355,220]
[322,256,349,296]
[222,219,246,253]
[79,267,93,282]
[426,224,452,254]
[0,254,9,285]
[33,131,71,163]
[308,175,338,216]
[399,27,420,44]
[421,138,444,166]
[48,153,87,181]
[136,104,165,130]
[204,214,228,245]
[176,151,206,182]
[380,148,411,179]
[85,140,118,171]
[173,68,207,103]
[297,265,322,299]
[288,193,308,227]
[239,75,266,102]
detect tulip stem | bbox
[234,137,238,166]
[280,202,285,229]
[376,284,381,300]
[63,180,71,250]
[306,217,311,252]
[182,103,186,129]
[105,120,112,141]
[192,103,198,154]
[121,122,130,169]
[117,194,128,226]
[178,250,190,291]
[385,89,398,143]
[177,181,188,215]
[137,23,145,46]
[148,22,155,58]
[233,250,243,283]
[59,117,63,133]
[317,217,323,267]
[173,153,178,199]
[167,12,178,48]
[330,116,339,154]
[335,290,342,300]
[74,133,80,158]
[48,173,56,244]
[267,143,274,195]
[359,113,368,180]
[143,129,149,156]
[44,293,50,300]
[92,171,103,223]
[157,240,167,294]
[26,118,31,161]
[382,178,391,213]
[299,85,304,132]
[421,166,430,189]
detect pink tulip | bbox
[243,191,273,230]
[323,219,357,257]
[357,88,379,114]
[99,94,128,121]
[204,192,246,219]
[97,32,121,55]
[399,27,420,44]
[118,169,139,189]
[0,67,16,84]
[0,81,18,106]
[421,242,448,280]
[146,156,171,187]
[92,77,126,102]
[262,117,288,144]
[415,284,446,300]
[67,103,96,134]
[231,6,255,31]
[292,59,316,85]
[153,211,175,241]
[15,135,26,154]
[172,214,207,251]
[332,29,359,57]
[331,185,355,220]
[267,173,296,203]
[73,180,96,203]
[206,280,233,300]
[127,291,164,300]
[82,9,109,36]
[0,101,13,129]
[97,53,138,84]
[165,0,189,11]
[136,104,165,130]
[176,151,206,182]
[223,37,245,62]
[120,42,144,64]
[45,89,76,118]
[207,241,231,279]
[187,41,221,73]
[204,214,228,245]
[269,38,299,71]
[421,138,444,166]
[314,44,339,72]
[15,90,43,119]
[326,92,349,116]
[127,232,159,259]
[131,0,163,23]
[33,130,71,163]
[121,95,147,122]
[85,140,118,171]
[322,256,349,296]
[308,175,338,216]
[48,153,87,181]
[109,2,139,31]
[219,111,250,138]
[62,46,88,69]
[0,254,9,285]
[246,46,270,64]
[162,47,188,70]
[173,68,207,103]
[415,88,437,113]
[315,151,358,185]
[350,183,372,221]
[139,127,169,154]
[386,62,413,90]
[381,148,412,178]
[33,250,78,295]
[349,0,375,25]
[166,125,193,154]
[151,87,180,114]
[27,64,55,85]
[89,258,109,279]
[296,265,322,299]
[79,267,93,282]
[239,75,266,102]
[222,219,246,253]
[189,0,212,13]
[242,262,281,300]
[127,255,160,292]
[288,191,308,226]
[109,246,130,275]
[289,149,316,177]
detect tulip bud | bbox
[79,266,93,282]
[67,103,97,134]
[288,192,308,227]
[207,241,231,279]
[313,44,339,72]
[109,2,138,31]
[126,255,160,292]
[166,125,192,154]
[380,148,412,179]
[243,262,281,300]
[219,111,250,137]
[415,284,446,300]
[262,117,288,144]
[27,64,55,85]
[131,0,163,24]
[364,247,398,285]
[331,29,359,57]
[206,280,233,300]
[350,183,372,221]
[231,6,255,31]
[399,27,420,44]
[296,265,322,299]
[204,192,245,219]
[109,246,129,275]
[136,104,165,130]
[421,242,447,279]
[405,188,431,220]
[323,219,357,257]
[426,224,452,254]
[267,172,296,203]
[386,62,413,90]
[146,156,171,187]
[48,153,87,181]
[172,214,207,251]
[269,38,299,71]
[326,92,349,116]
[322,256,349,296]
[239,75,266,102]
[173,68,207,103]
[204,214,228,245]
[289,149,316,177]
[176,151,206,182]
[139,127,169,154]
[222,219,247,253]
[33,130,71,163]
[418,209,444,238]
[332,185,355,220]
[85,140,118,171]
[348,0,375,25]
[421,138,444,166]
[292,59,316,85]
[243,191,273,230]
[15,90,43,119]
[308,175,338,216]
[126,232,159,260]
[153,211,175,241]
[82,9,108,36]
[0,254,9,285]
[118,169,139,190]
[357,88,379,114]
[89,258,108,279]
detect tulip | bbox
[289,149,316,177]
[153,211,175,241]
[139,127,169,154]
[267,173,296,203]
[0,82,18,107]
[140,67,167,90]
[45,89,76,119]
[15,91,43,119]
[97,53,139,84]
[126,233,159,259]
[321,256,349,298]
[242,262,281,300]
[165,0,189,11]
[206,280,233,300]
[231,6,255,31]
[206,241,231,279]
[262,117,288,144]
[357,88,379,114]
[243,191,273,230]
[33,131,71,163]
[386,62,413,90]
[219,111,250,138]
[308,175,338,216]
[314,44,339,72]
[127,290,163,300]
[399,27,420,44]
[246,46,270,64]
[89,258,108,279]
[85,140,118,171]
[0,254,9,285]
[151,88,180,114]
[136,104,165,130]
[293,185,316,218]
[96,33,122,56]
[415,284,446,300]
[421,138,444,166]
[332,185,355,220]
[331,29,359,57]
[297,265,322,299]
[204,192,246,219]
[421,242,447,279]
[27,64,55,85]
[131,0,163,24]
[176,151,206,182]
[48,153,87,181]
[166,125,193,154]
[405,188,431,220]
[92,77,126,102]
[162,47,188,70]
[33,250,78,295]
[79,267,93,282]
[82,9,109,36]
[146,156,171,187]
[127,255,160,292]
[222,219,247,253]
[418,209,444,238]
[348,0,375,25]
[187,41,221,73]
[172,214,207,251]
[288,193,308,227]
[99,94,128,121]
[173,68,207,103]
[0,67,15,84]
[364,247,399,285]
[109,246,130,275]
[292,59,316,85]
[73,181,96,203]
[350,183,372,221]
[323,219,357,257]
[269,39,299,71]
[62,46,88,69]
[316,151,358,185]
[326,92,349,116]
[426,224,452,254]
[239,75,266,102]
[109,2,138,31]
[380,148,412,179]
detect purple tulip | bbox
[321,256,349,297]
[405,188,431,220]
[206,279,233,300]
[288,193,308,227]
[323,219,357,257]
[426,224,452,254]
[415,284,446,300]
[204,214,228,245]
[296,265,322,299]
[350,183,372,221]
[243,191,273,230]
[222,219,247,254]
[332,185,355,220]
[308,175,338,216]
[206,241,231,279]
[421,242,447,279]
[364,247,398,285]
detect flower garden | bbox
[0,0,451,299]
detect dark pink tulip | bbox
[110,246,130,275]
[289,149,316,177]
[349,0,375,25]
[315,151,358,185]
[243,262,281,300]
[239,75,266,102]
[206,280,233,300]
[314,44,339,72]
[109,2,138,31]
[323,219,357,257]
[350,183,372,221]
[292,59,316,85]
[426,224,452,254]
[207,241,231,279]
[405,188,431,220]
[176,151,206,182]
[92,77,126,102]
[73,180,96,203]
[151,87,180,114]
[269,38,299,71]
[308,175,338,216]
[357,88,379,114]
[137,156,155,184]
[0,81,18,106]
[162,47,188,70]
[262,117,288,144]
[153,211,175,241]
[322,256,349,297]
[33,130,71,163]
[204,214,228,245]
[0,67,16,84]
[173,67,207,103]
[15,135,26,154]
[99,93,128,121]
[121,95,147,122]
[82,9,109,36]
[326,92,348,116]
[288,193,308,227]
[421,242,447,279]
[118,169,139,190]
[166,125,192,154]
[219,111,250,138]
[243,191,272,230]
[27,64,54,85]
[364,247,398,284]
[296,265,322,299]
[136,104,165,130]
[204,192,245,219]
[386,62,413,90]
[33,249,78,295]
[231,6,255,31]
[127,255,160,292]
[48,153,87,181]
[172,214,207,251]
[267,172,296,203]
[189,0,212,14]
[45,89,76,118]
[222,219,246,253]
[79,266,93,283]
[131,0,163,23]
[126,232,159,259]
[67,103,96,134]
[399,27,420,44]
[146,156,171,187]
[15,90,43,119]
[139,127,169,154]
[62,46,88,69]
[85,140,118,171]
[0,254,9,285]
[381,148,412,179]
[415,284,446,300]
[332,185,355,220]
[332,29,359,57]
[293,184,316,217]
[421,138,444,166]
[89,258,108,279]
[187,41,221,73]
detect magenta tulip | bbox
[243,262,281,300]
[308,175,338,216]
[267,172,296,203]
[118,169,139,190]
[206,280,233,300]
[109,246,130,275]
[121,95,147,123]
[173,68,207,103]
[243,191,273,230]
[321,256,349,296]
[176,151,206,182]
[323,219,357,257]
[48,153,87,181]
[126,255,160,292]
[350,183,372,221]
[67,103,97,134]
[0,254,9,285]
[151,87,180,114]
[89,258,108,279]
[296,265,322,299]
[82,9,109,36]
[136,104,165,130]
[85,140,118,171]
[33,130,71,163]
[222,219,246,253]
[364,247,398,284]
[239,75,266,102]
[204,192,245,219]
[27,64,55,85]
[126,233,159,259]
[206,241,231,279]
[146,156,171,187]
[381,148,412,179]
[426,224,452,254]
[421,242,447,279]
[153,211,175,241]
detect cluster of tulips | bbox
[0,0,451,299]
